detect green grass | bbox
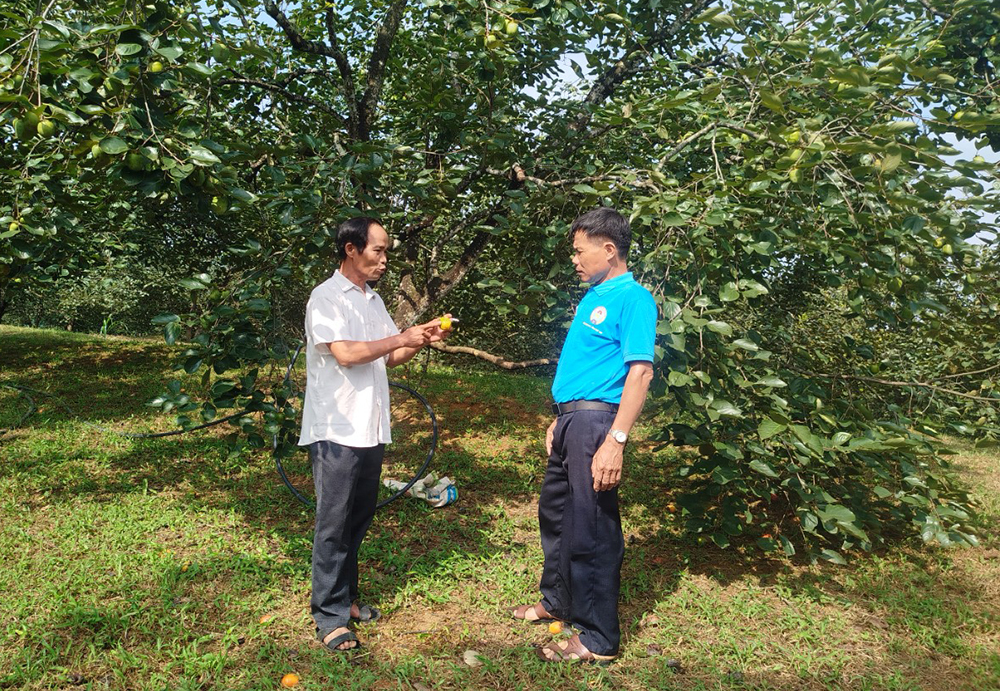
[1,325,998,690]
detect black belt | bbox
[551,400,619,416]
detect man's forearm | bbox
[328,334,408,367]
[387,344,423,367]
[610,362,654,435]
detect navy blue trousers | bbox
[309,441,384,632]
[538,409,624,656]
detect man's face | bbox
[571,230,615,284]
[347,223,390,283]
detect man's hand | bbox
[545,418,557,456]
[591,435,625,491]
[399,323,433,348]
[423,313,453,344]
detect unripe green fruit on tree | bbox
[888,277,903,294]
[149,61,164,73]
[505,20,518,35]
[126,152,146,171]
[8,221,19,233]
[941,243,953,255]
[211,195,228,214]
[212,42,230,62]
[901,255,915,268]
[934,236,944,248]
[484,33,499,48]
[37,119,56,138]
[972,155,985,164]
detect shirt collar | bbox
[333,269,375,299]
[591,271,634,295]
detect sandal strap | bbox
[352,604,380,622]
[320,630,360,651]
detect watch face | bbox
[612,430,627,443]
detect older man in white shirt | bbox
[299,216,448,652]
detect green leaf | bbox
[719,282,739,302]
[164,321,181,345]
[178,278,207,290]
[115,43,143,56]
[760,91,783,113]
[706,320,732,336]
[758,418,786,440]
[817,503,856,524]
[755,375,786,388]
[881,144,902,173]
[154,45,184,60]
[749,459,779,478]
[99,137,128,154]
[818,549,847,565]
[188,145,221,165]
[707,12,737,30]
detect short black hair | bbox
[337,216,381,260]
[570,207,630,259]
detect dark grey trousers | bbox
[538,409,624,656]
[309,441,384,632]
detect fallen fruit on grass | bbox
[259,615,272,624]
[548,621,562,634]
[280,673,299,688]
[463,649,484,667]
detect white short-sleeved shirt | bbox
[297,270,400,447]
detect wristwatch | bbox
[609,428,628,444]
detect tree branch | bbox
[358,0,408,140]
[573,0,717,131]
[263,1,360,136]
[217,77,344,119]
[263,0,338,59]
[937,361,1000,380]
[917,0,951,19]
[431,342,556,369]
[804,371,1000,403]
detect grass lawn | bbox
[1,324,998,690]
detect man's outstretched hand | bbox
[424,313,454,343]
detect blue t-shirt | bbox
[551,272,657,404]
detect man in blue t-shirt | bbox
[511,207,657,664]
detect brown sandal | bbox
[536,634,616,665]
[510,602,560,623]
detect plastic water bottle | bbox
[382,473,457,508]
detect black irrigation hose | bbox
[273,344,439,510]
[1,345,439,512]
[0,385,36,436]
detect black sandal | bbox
[317,627,361,652]
[351,603,380,623]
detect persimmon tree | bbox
[2,0,998,559]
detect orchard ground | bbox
[0,325,998,691]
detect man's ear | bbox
[344,242,357,259]
[605,241,618,260]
